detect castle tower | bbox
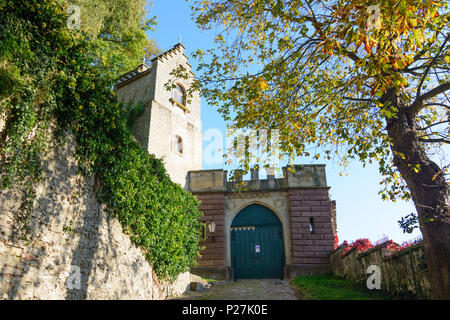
[114,43,202,188]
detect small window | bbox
[173,84,185,105]
[199,223,207,241]
[174,135,183,154]
[309,217,315,234]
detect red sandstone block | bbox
[310,234,324,240]
[314,251,331,258]
[299,200,321,206]
[300,212,322,217]
[212,259,225,266]
[290,205,311,212]
[321,222,333,229]
[200,207,223,213]
[292,228,307,234]
[201,238,225,246]
[205,241,226,249]
[201,247,224,255]
[292,258,305,264]
[211,254,225,260]
[313,217,332,222]
[289,195,310,201]
[311,205,330,212]
[204,199,225,204]
[199,248,215,255]
[304,245,322,252]
[198,260,214,266]
[296,240,314,246]
[199,204,215,210]
[303,257,327,264]
[200,253,224,261]
[291,223,303,229]
[314,228,333,234]
[292,238,308,245]
[314,240,333,246]
[293,251,314,258]
[291,233,302,240]
[202,210,225,217]
[320,245,333,251]
[309,195,328,201]
[291,217,310,223]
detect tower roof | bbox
[115,43,193,89]
[115,63,151,88]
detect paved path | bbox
[172,279,299,300]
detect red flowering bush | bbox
[334,234,339,249]
[353,238,374,252]
[340,238,374,256]
[385,240,398,250]
[383,238,422,256]
[338,237,423,258]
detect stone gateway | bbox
[115,43,338,281]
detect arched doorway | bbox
[231,204,285,279]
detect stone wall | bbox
[0,134,191,299]
[195,193,226,268]
[191,192,232,281]
[330,242,430,298]
[287,188,335,277]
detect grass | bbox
[291,274,390,300]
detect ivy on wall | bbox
[0,0,203,280]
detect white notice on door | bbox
[255,245,260,253]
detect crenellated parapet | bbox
[188,164,329,193]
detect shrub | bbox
[0,0,203,280]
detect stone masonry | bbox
[115,43,202,188]
[330,242,430,298]
[196,193,227,268]
[0,134,190,299]
[188,165,337,280]
[288,189,336,267]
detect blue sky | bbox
[147,0,426,244]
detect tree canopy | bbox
[188,0,449,298]
[190,0,448,199]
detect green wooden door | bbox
[231,204,285,279]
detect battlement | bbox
[188,165,328,193]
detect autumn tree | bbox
[188,0,449,298]
[65,0,159,82]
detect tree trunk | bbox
[385,92,450,299]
